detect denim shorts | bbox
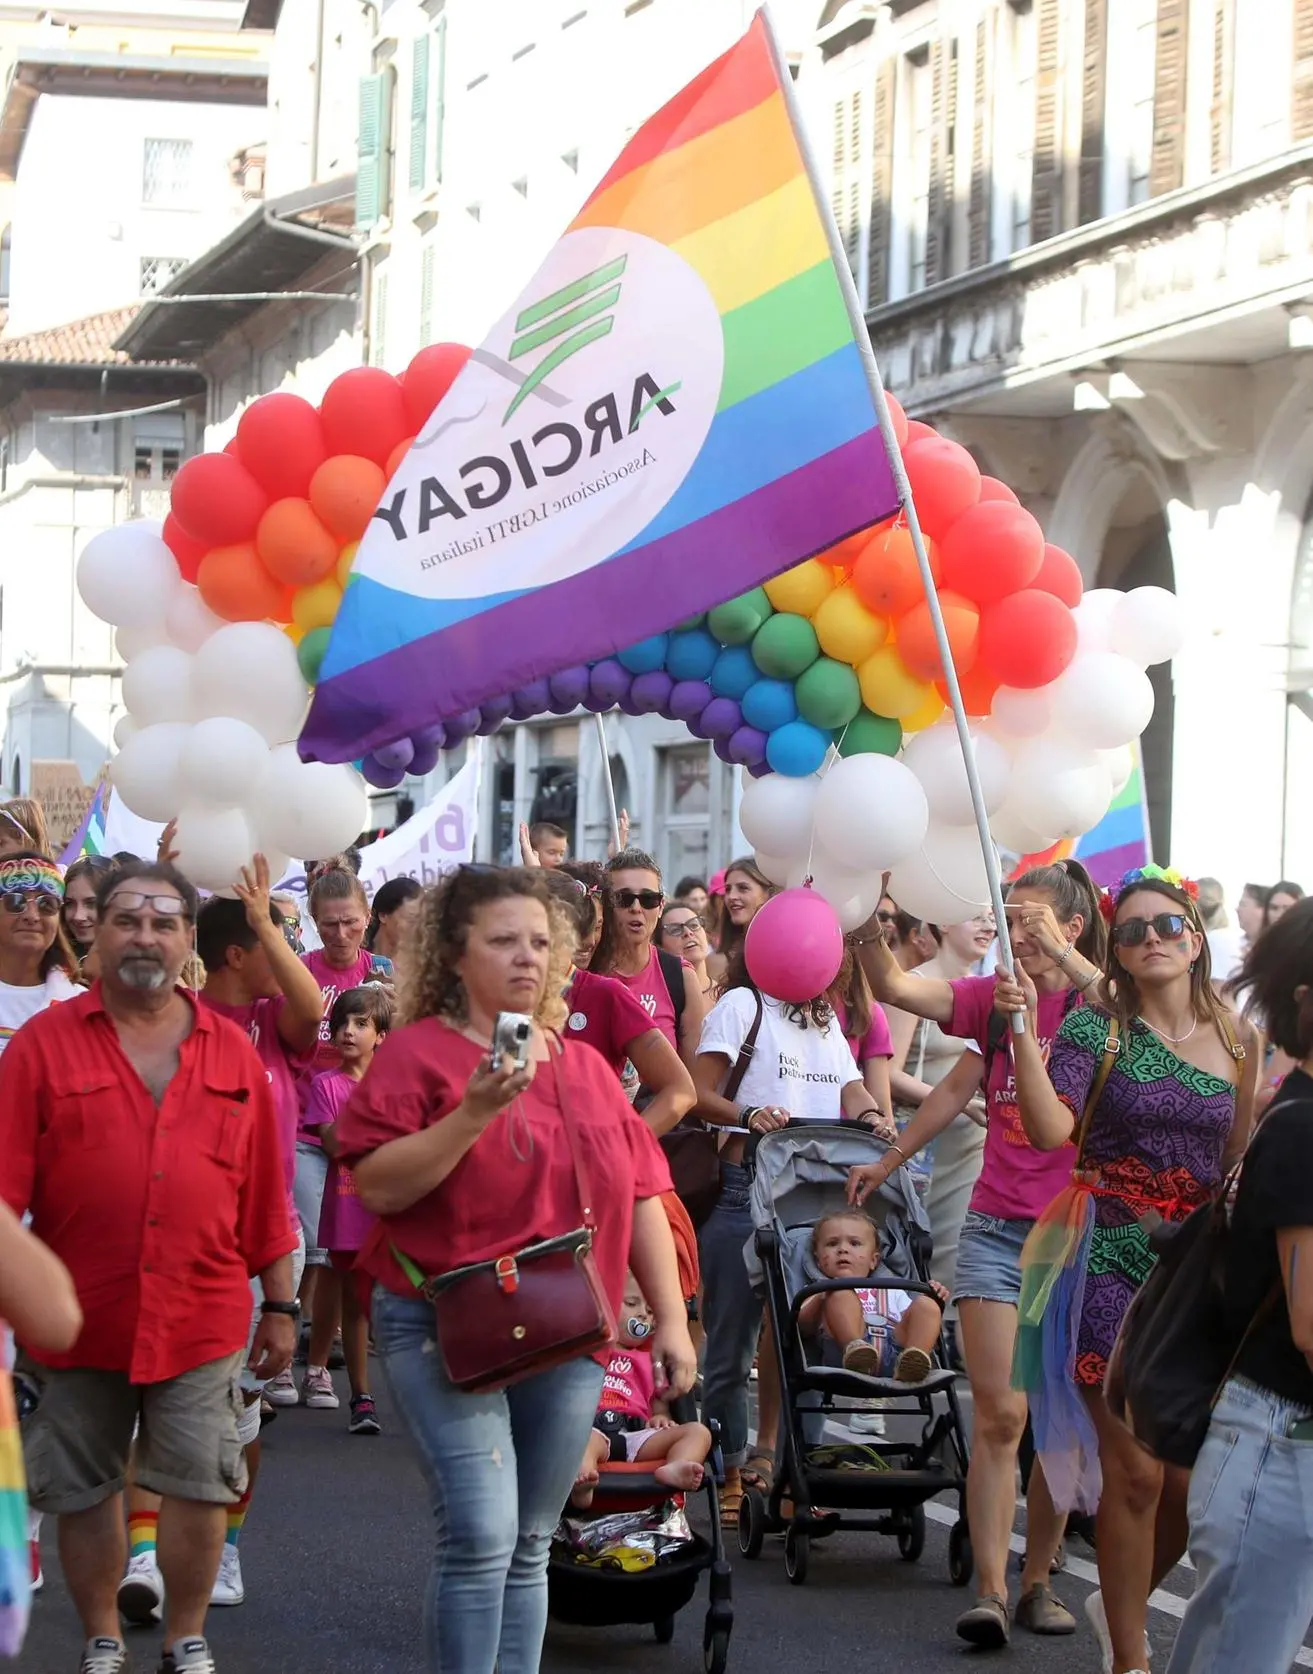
[952,1210,1034,1306]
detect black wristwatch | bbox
[259,1299,301,1318]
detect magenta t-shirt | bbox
[598,1345,656,1422]
[608,947,683,1052]
[201,993,304,1219]
[298,948,375,1139]
[564,968,657,1075]
[948,975,1079,1222]
[833,998,894,1064]
[307,1069,378,1253]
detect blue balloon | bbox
[617,633,670,675]
[742,677,798,733]
[766,718,831,777]
[709,645,759,700]
[665,628,719,683]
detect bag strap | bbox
[547,1032,597,1230]
[656,947,687,1039]
[723,991,766,1104]
[1074,1017,1121,1160]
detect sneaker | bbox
[79,1638,130,1674]
[209,1544,244,1607]
[348,1393,381,1435]
[301,1365,339,1409]
[117,1552,165,1626]
[841,1338,882,1376]
[29,1536,42,1593]
[893,1346,933,1383]
[1083,1590,1149,1674]
[956,1592,1010,1649]
[847,1406,887,1437]
[1014,1582,1076,1635]
[158,1637,217,1674]
[263,1366,298,1407]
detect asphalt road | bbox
[22,1369,1311,1674]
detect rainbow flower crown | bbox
[1098,864,1199,924]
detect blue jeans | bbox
[373,1287,604,1674]
[1166,1376,1313,1674]
[698,1163,757,1466]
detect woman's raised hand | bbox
[1007,899,1070,962]
[847,1159,889,1207]
[462,1053,532,1125]
[992,963,1038,1024]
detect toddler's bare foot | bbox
[654,1459,705,1492]
[570,1464,600,1508]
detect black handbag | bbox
[661,993,764,1229]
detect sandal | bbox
[718,1467,744,1527]
[740,1451,775,1494]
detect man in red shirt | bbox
[0,861,298,1674]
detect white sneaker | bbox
[301,1364,339,1409]
[210,1542,244,1606]
[1084,1590,1150,1674]
[848,1407,887,1437]
[264,1366,298,1407]
[117,1549,165,1625]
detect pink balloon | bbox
[744,887,844,1005]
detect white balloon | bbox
[1072,587,1122,653]
[115,622,169,662]
[813,754,929,873]
[753,850,794,886]
[180,718,272,808]
[121,645,195,727]
[1049,651,1155,750]
[192,623,309,745]
[1100,743,1135,797]
[113,713,138,750]
[738,773,818,861]
[836,882,884,934]
[990,802,1059,855]
[888,825,994,925]
[1110,585,1186,667]
[108,721,191,822]
[77,522,180,629]
[172,803,257,893]
[805,847,883,935]
[989,685,1052,739]
[165,584,226,655]
[1007,737,1113,840]
[901,722,1012,824]
[254,746,368,860]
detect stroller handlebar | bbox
[785,1272,946,1332]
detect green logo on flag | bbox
[503,254,628,422]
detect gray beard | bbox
[117,959,170,991]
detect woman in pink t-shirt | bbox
[849,859,1106,1651]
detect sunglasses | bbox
[876,910,897,926]
[612,888,663,911]
[107,891,190,918]
[1,890,61,917]
[1112,913,1188,948]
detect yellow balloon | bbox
[293,578,343,633]
[813,586,888,666]
[283,622,305,646]
[763,558,835,618]
[901,687,946,734]
[857,645,936,721]
[336,540,359,590]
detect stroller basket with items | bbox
[738,1123,972,1587]
[547,1402,733,1674]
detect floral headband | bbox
[1098,864,1199,924]
[0,857,64,898]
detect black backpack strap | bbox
[982,1009,1009,1084]
[656,947,687,1041]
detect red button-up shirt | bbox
[0,985,296,1384]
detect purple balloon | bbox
[713,736,735,763]
[589,658,633,708]
[630,670,673,713]
[617,691,644,717]
[478,696,512,734]
[414,721,446,751]
[362,755,406,790]
[728,724,768,767]
[510,679,551,721]
[548,665,590,712]
[748,759,772,778]
[441,708,481,747]
[699,697,742,740]
[668,679,713,724]
[408,740,441,775]
[374,737,415,772]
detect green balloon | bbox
[674,611,707,631]
[297,626,332,685]
[796,656,861,730]
[750,611,819,679]
[838,707,903,758]
[707,587,773,646]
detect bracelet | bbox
[1076,968,1099,993]
[852,1107,882,1123]
[1056,940,1075,967]
[884,1141,907,1163]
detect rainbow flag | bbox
[300,10,900,764]
[57,780,109,868]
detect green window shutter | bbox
[419,245,436,348]
[409,34,430,193]
[356,72,383,228]
[433,17,448,184]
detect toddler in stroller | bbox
[801,1211,949,1384]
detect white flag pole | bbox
[594,712,623,852]
[760,4,1022,1024]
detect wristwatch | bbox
[259,1299,301,1318]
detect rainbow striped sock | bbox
[225,1492,251,1549]
[127,1510,158,1559]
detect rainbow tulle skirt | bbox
[0,1369,29,1656]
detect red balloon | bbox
[903,437,981,542]
[236,393,328,500]
[895,589,980,680]
[319,367,411,467]
[162,513,208,585]
[936,662,999,717]
[885,393,910,450]
[1033,542,1085,608]
[978,476,1019,505]
[170,452,268,547]
[402,343,473,433]
[904,420,937,448]
[978,589,1078,689]
[939,500,1045,606]
[222,438,241,457]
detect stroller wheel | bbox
[949,1518,974,1587]
[738,1487,766,1560]
[897,1503,926,1562]
[704,1624,731,1674]
[654,1614,676,1645]
[783,1525,810,1585]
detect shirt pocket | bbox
[194,1078,252,1171]
[43,1072,120,1150]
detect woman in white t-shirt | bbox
[692,950,897,1523]
[0,851,80,1055]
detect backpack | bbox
[655,947,687,1044]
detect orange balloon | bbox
[385,435,416,480]
[255,498,339,587]
[897,590,980,681]
[936,662,1000,717]
[309,454,387,541]
[852,524,942,619]
[198,542,293,623]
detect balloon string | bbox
[802,719,853,887]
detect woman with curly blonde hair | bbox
[335,865,696,1674]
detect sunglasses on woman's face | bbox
[1,889,61,917]
[612,888,663,911]
[1112,913,1188,948]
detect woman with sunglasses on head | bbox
[61,855,119,965]
[1000,865,1259,1674]
[657,901,713,999]
[849,859,1105,1648]
[705,856,774,986]
[0,798,51,859]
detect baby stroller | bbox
[738,1123,972,1588]
[547,1398,734,1673]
